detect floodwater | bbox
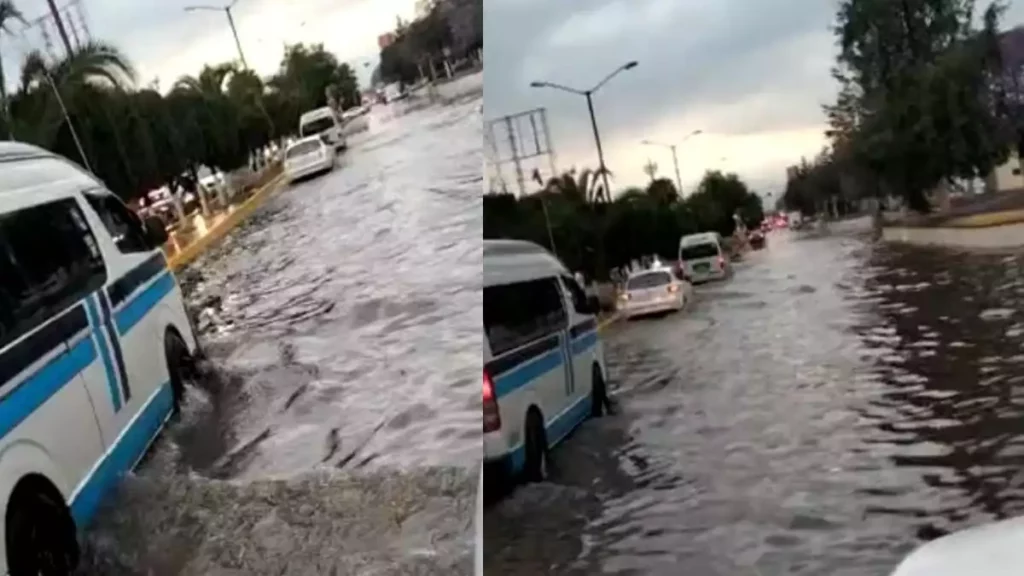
[485,230,1024,575]
[77,92,482,575]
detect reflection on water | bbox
[485,232,1024,575]
[77,95,482,575]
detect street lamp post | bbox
[185,1,249,69]
[641,129,702,195]
[530,61,638,200]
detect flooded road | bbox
[78,93,482,575]
[485,230,1024,575]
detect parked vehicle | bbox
[283,136,336,184]
[888,516,1024,576]
[0,142,202,575]
[678,232,732,283]
[298,106,347,151]
[483,240,610,485]
[618,266,692,319]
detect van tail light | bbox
[717,256,726,268]
[483,370,501,433]
[667,284,679,293]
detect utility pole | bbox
[45,0,74,57]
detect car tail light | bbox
[483,370,501,433]
[667,284,679,293]
[619,292,630,300]
[717,256,725,268]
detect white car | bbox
[618,267,692,319]
[0,141,202,574]
[283,136,335,184]
[678,232,731,283]
[889,516,1024,576]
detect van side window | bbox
[484,278,567,356]
[559,275,590,315]
[0,199,107,348]
[84,193,150,253]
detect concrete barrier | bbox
[882,220,1024,249]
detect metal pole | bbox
[670,145,683,194]
[45,0,74,57]
[585,92,611,199]
[44,70,92,173]
[225,7,249,69]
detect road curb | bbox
[166,172,286,272]
[597,312,622,333]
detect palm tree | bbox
[0,0,26,134]
[541,167,612,204]
[173,62,235,97]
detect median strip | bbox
[166,172,287,272]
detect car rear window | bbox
[680,243,719,260]
[286,141,321,159]
[626,271,672,290]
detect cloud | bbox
[2,0,415,92]
[484,0,1024,193]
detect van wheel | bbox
[6,485,79,576]
[165,331,194,414]
[523,410,548,483]
[591,367,609,417]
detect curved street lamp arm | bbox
[184,4,225,12]
[589,61,638,93]
[530,80,586,96]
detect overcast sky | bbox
[2,0,417,93]
[484,0,1024,196]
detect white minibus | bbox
[298,106,347,151]
[0,142,201,575]
[483,240,609,483]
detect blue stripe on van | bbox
[0,336,95,441]
[113,272,174,335]
[492,348,563,399]
[70,381,174,527]
[83,296,121,412]
[571,330,598,356]
[98,292,131,403]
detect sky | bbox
[2,0,419,94]
[483,0,1024,198]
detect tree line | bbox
[0,1,361,204]
[783,0,1018,216]
[484,169,765,280]
[377,0,483,86]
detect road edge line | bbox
[166,172,286,272]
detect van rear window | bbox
[680,243,719,260]
[626,272,672,290]
[484,278,566,356]
[300,117,335,136]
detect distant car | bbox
[678,232,731,283]
[618,267,692,319]
[283,136,335,184]
[749,229,766,249]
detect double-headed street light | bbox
[185,1,249,69]
[641,129,703,195]
[530,61,638,199]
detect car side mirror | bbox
[143,216,169,248]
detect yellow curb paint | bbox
[947,208,1024,229]
[166,172,286,272]
[597,313,622,332]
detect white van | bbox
[888,516,1024,576]
[0,142,201,575]
[483,240,609,482]
[298,106,347,151]
[678,232,731,283]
